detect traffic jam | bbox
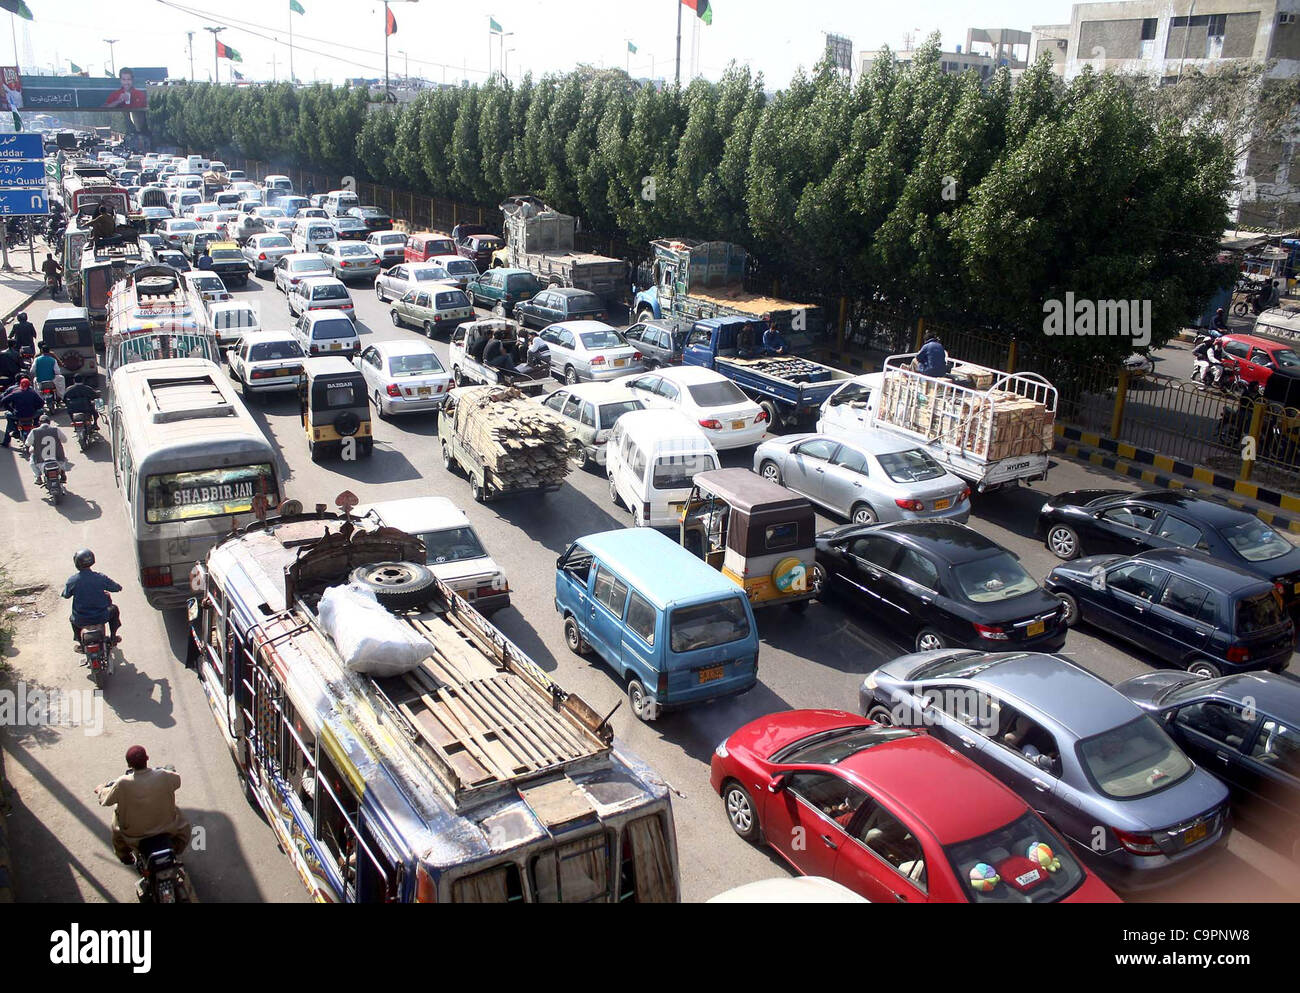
[5,133,1299,910]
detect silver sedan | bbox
[753,432,971,525]
[354,339,453,417]
[374,262,459,303]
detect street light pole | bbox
[204,26,224,85]
[186,31,195,81]
[103,38,119,76]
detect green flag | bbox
[627,41,637,55]
[0,2,33,21]
[69,61,83,74]
[289,0,305,12]
[489,16,503,33]
[11,111,20,131]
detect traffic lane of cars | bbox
[218,277,1300,899]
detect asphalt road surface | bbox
[2,270,1299,903]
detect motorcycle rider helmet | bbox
[73,548,95,570]
[38,412,49,424]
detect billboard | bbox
[1,66,21,112]
[19,70,149,111]
[825,34,853,73]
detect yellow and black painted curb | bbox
[1054,424,1300,535]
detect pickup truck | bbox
[682,315,854,429]
[448,318,552,396]
[817,354,1058,491]
[495,196,628,304]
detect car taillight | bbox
[657,671,668,694]
[258,252,267,260]
[476,583,503,598]
[386,384,401,397]
[1113,828,1162,856]
[699,418,723,429]
[1226,645,1250,663]
[141,565,173,588]
[415,865,437,903]
[632,351,642,361]
[590,355,606,365]
[973,622,1009,641]
[341,260,350,267]
[433,314,442,321]
[503,293,513,302]
[755,409,769,423]
[343,304,353,309]
[250,370,270,380]
[310,344,320,354]
[896,498,925,511]
[960,487,971,502]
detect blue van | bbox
[556,529,760,722]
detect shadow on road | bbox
[969,485,1054,542]
[101,653,177,729]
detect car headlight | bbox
[1041,502,1052,515]
[863,672,879,693]
[714,739,729,759]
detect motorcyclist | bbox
[27,411,68,483]
[0,342,20,388]
[61,548,122,647]
[63,374,101,432]
[41,253,63,293]
[31,343,61,398]
[0,377,43,448]
[10,311,37,355]
[1212,307,1227,335]
[94,745,191,865]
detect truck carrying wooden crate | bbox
[497,195,628,303]
[438,384,578,502]
[869,354,1057,490]
[633,238,827,351]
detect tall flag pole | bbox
[384,2,397,101]
[289,0,305,84]
[489,17,503,81]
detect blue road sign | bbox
[0,160,47,187]
[0,134,44,161]
[0,189,49,215]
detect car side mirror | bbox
[1034,753,1054,771]
[767,773,789,794]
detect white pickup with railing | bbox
[869,354,1058,489]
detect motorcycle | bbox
[93,772,191,904]
[12,416,36,456]
[71,409,99,450]
[77,619,111,687]
[36,379,60,411]
[17,345,32,376]
[39,459,67,505]
[45,272,63,299]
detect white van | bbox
[263,174,293,196]
[323,190,360,218]
[185,154,204,173]
[170,190,202,216]
[606,409,720,528]
[206,300,262,351]
[292,218,339,254]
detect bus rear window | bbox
[451,863,524,903]
[144,463,277,524]
[530,834,609,903]
[669,597,751,652]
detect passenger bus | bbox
[188,509,681,902]
[109,358,281,608]
[104,264,220,386]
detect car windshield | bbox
[776,725,917,764]
[652,452,716,490]
[257,208,285,217]
[309,227,334,239]
[377,234,405,245]
[312,318,354,339]
[598,400,644,425]
[419,526,487,564]
[445,259,478,275]
[668,597,751,653]
[951,553,1039,603]
[944,812,1086,904]
[413,269,446,281]
[506,274,541,291]
[687,381,750,407]
[248,340,303,361]
[340,244,371,256]
[389,352,445,376]
[1274,349,1300,369]
[879,449,946,483]
[170,220,198,231]
[213,309,256,329]
[436,291,469,309]
[210,249,241,262]
[1077,716,1194,799]
[292,259,328,273]
[1220,519,1293,562]
[310,283,349,301]
[580,330,624,349]
[1237,590,1286,635]
[261,236,291,249]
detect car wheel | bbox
[1188,659,1222,679]
[390,309,402,328]
[866,704,895,726]
[633,504,646,527]
[564,615,591,656]
[759,400,780,432]
[722,781,760,843]
[441,442,458,474]
[850,503,878,526]
[376,284,386,302]
[423,321,435,338]
[493,301,507,318]
[915,628,947,652]
[758,459,783,485]
[374,391,388,420]
[1056,592,1080,628]
[609,476,623,508]
[810,562,827,599]
[453,366,465,388]
[348,561,436,610]
[627,679,656,722]
[565,365,579,385]
[1046,524,1081,560]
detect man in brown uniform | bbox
[95,745,191,863]
[88,205,116,242]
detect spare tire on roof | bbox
[349,561,436,610]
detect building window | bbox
[1139,17,1157,58]
[1206,13,1226,57]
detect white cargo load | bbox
[318,582,433,676]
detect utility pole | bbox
[675,0,682,86]
[103,39,119,76]
[204,26,224,85]
[186,31,195,81]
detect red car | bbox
[1218,333,1300,391]
[710,710,1120,904]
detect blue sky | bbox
[10,0,1074,86]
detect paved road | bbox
[3,271,1299,903]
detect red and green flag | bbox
[216,40,242,62]
[386,6,397,36]
[681,0,712,25]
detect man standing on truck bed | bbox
[914,331,948,378]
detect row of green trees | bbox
[147,41,1240,358]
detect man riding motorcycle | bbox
[9,311,36,355]
[61,548,122,647]
[94,745,191,864]
[41,253,63,294]
[27,411,69,484]
[63,374,100,433]
[31,343,63,400]
[0,376,43,448]
[0,342,20,389]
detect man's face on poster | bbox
[119,69,134,92]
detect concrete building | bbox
[858,27,1029,80]
[1029,1,1300,230]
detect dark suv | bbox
[620,318,690,369]
[466,267,542,317]
[513,287,606,329]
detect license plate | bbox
[418,387,431,396]
[1026,620,1045,637]
[1184,822,1208,846]
[731,420,745,430]
[270,368,291,377]
[698,665,725,684]
[668,501,684,513]
[329,343,341,350]
[933,498,952,510]
[614,358,626,367]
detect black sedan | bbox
[1118,670,1300,858]
[1046,548,1294,678]
[813,520,1068,654]
[1038,489,1300,616]
[513,287,607,330]
[348,205,392,231]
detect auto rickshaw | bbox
[41,307,98,382]
[678,467,817,611]
[298,356,373,462]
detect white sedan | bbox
[425,253,480,290]
[354,339,452,417]
[374,261,459,303]
[228,331,306,399]
[243,232,295,275]
[273,252,330,294]
[157,217,201,248]
[616,365,769,450]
